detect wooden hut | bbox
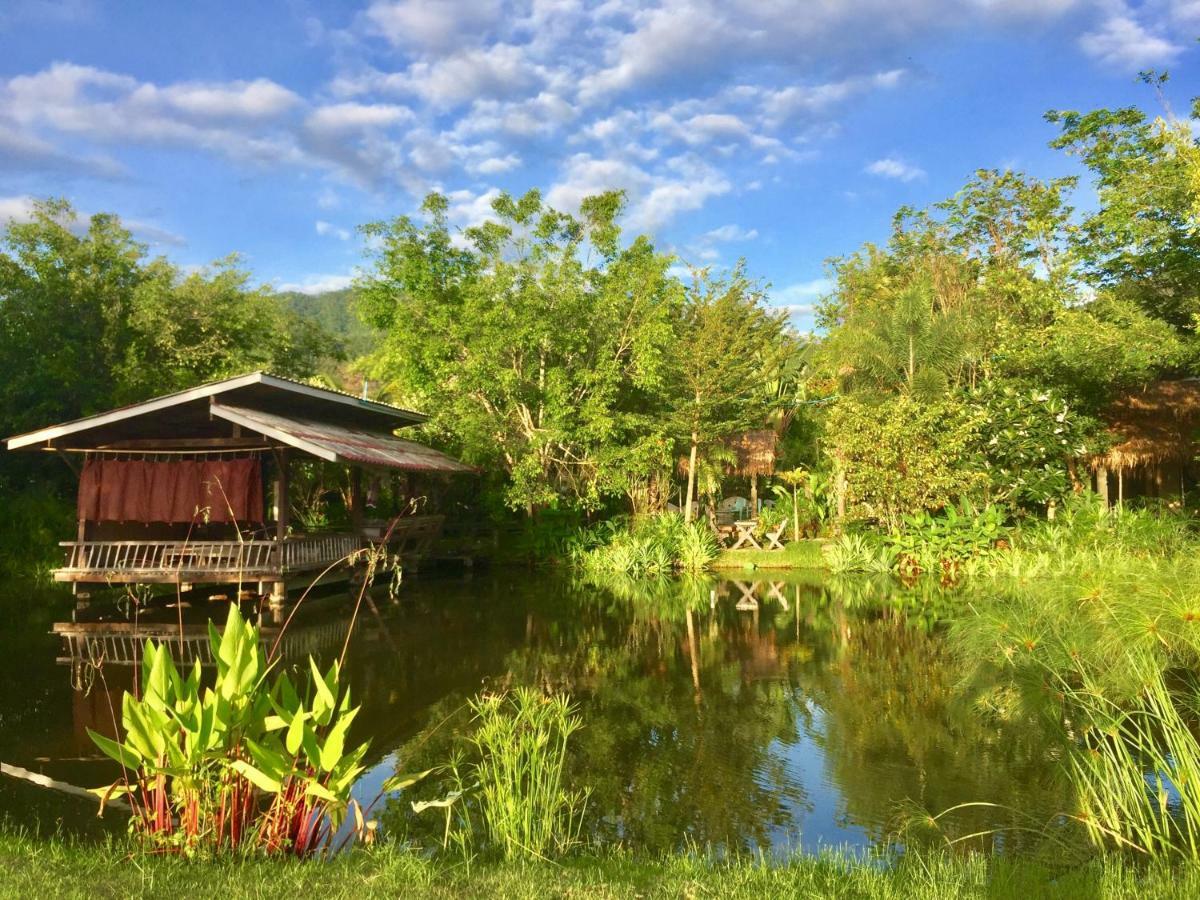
[728,429,778,512]
[4,372,473,600]
[1089,379,1200,506]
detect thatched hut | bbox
[728,429,778,512]
[1089,379,1200,506]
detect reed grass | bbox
[467,688,589,860]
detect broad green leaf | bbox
[87,729,141,769]
[231,759,281,794]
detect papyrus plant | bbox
[88,605,384,857]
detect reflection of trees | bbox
[787,596,1074,854]
[373,572,1071,856]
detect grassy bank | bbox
[2,831,1199,900]
[713,538,828,570]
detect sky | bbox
[0,1,1197,331]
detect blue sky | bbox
[1,0,1197,331]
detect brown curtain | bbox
[77,457,263,524]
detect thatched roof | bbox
[1090,379,1200,472]
[728,429,778,478]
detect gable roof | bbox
[4,372,427,451]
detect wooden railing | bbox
[56,519,447,584]
[281,533,363,572]
[57,540,279,582]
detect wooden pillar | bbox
[750,473,758,516]
[1117,468,1124,508]
[271,450,289,606]
[349,466,365,534]
[1097,464,1109,509]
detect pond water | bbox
[0,570,1071,855]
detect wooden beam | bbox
[95,437,270,451]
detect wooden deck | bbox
[53,515,445,585]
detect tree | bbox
[358,190,681,513]
[1047,82,1200,330]
[116,255,334,402]
[669,265,788,521]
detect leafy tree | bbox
[668,265,789,521]
[0,199,147,438]
[116,255,334,401]
[358,190,681,513]
[823,276,967,399]
[826,395,987,528]
[1047,83,1200,330]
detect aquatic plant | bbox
[415,688,588,861]
[87,605,417,857]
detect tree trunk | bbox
[1097,464,1109,509]
[684,434,699,523]
[750,473,758,516]
[792,483,800,542]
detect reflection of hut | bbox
[728,430,777,512]
[1090,379,1200,506]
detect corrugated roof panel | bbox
[210,404,474,473]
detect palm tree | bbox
[826,277,966,400]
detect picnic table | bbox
[726,519,787,551]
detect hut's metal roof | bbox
[210,404,473,473]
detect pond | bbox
[0,569,1071,855]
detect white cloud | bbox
[1079,14,1183,69]
[305,102,412,134]
[471,153,522,174]
[865,156,926,182]
[547,151,731,231]
[147,78,300,119]
[364,0,502,50]
[315,220,351,240]
[0,194,37,224]
[703,224,758,243]
[276,272,355,294]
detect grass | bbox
[714,539,829,570]
[4,830,1200,899]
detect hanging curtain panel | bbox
[77,456,264,524]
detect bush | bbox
[827,395,988,530]
[565,513,718,575]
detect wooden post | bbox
[271,450,289,606]
[349,467,365,535]
[1097,464,1109,509]
[1118,468,1124,508]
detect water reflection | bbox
[4,571,1072,855]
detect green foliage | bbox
[972,383,1101,507]
[465,689,589,860]
[86,605,389,857]
[827,395,987,529]
[566,514,718,575]
[359,190,682,513]
[0,491,74,583]
[1047,92,1200,330]
[885,503,1007,581]
[0,201,333,443]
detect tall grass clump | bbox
[417,688,588,861]
[566,513,717,576]
[953,557,1200,861]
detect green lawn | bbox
[3,831,1194,900]
[713,538,828,570]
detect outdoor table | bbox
[730,520,761,550]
